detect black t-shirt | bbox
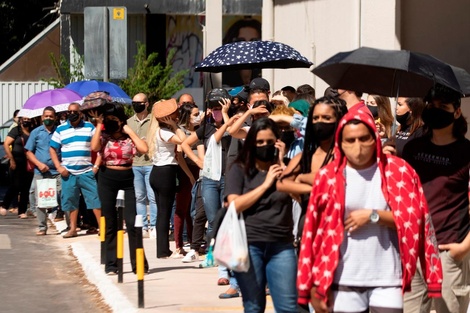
[402,136,470,244]
[196,123,232,175]
[7,126,28,163]
[394,126,424,157]
[224,162,294,243]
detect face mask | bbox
[281,130,295,150]
[191,115,202,126]
[422,107,455,130]
[367,105,379,119]
[255,143,276,162]
[43,118,54,127]
[22,121,32,128]
[313,122,336,141]
[212,110,223,123]
[68,113,80,123]
[132,103,146,113]
[396,111,410,126]
[104,120,121,133]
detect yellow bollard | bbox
[100,216,106,264]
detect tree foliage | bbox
[41,47,85,88]
[119,42,188,105]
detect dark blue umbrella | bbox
[195,40,313,72]
[65,80,132,104]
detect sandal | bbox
[36,230,46,236]
[18,213,28,219]
[63,231,78,238]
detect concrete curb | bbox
[71,242,137,313]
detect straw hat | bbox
[153,99,178,118]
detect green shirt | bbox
[126,114,152,166]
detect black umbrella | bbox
[195,40,313,72]
[312,46,470,97]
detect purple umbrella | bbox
[18,88,83,118]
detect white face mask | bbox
[191,115,201,126]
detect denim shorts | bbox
[61,170,101,211]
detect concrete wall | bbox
[271,0,399,95]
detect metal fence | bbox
[0,81,53,126]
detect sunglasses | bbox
[68,110,80,114]
[132,101,146,105]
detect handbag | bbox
[20,137,34,172]
[36,178,58,208]
[213,201,250,272]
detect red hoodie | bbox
[297,109,442,305]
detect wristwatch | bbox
[369,210,379,223]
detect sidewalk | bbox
[56,221,275,313]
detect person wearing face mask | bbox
[146,99,188,259]
[402,85,470,313]
[0,116,35,218]
[49,103,102,239]
[298,109,442,313]
[382,97,425,157]
[224,117,296,312]
[171,102,203,258]
[90,103,150,275]
[277,96,348,248]
[23,107,60,234]
[126,93,158,238]
[366,95,394,141]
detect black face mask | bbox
[22,121,32,128]
[132,103,146,113]
[313,122,336,141]
[396,111,410,127]
[367,105,379,119]
[104,120,121,133]
[68,113,80,123]
[255,143,276,162]
[422,107,455,130]
[281,130,295,150]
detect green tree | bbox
[41,46,85,88]
[120,42,188,105]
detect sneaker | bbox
[170,248,186,259]
[149,227,156,239]
[183,243,191,252]
[181,249,199,263]
[142,229,149,238]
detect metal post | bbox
[103,7,109,82]
[135,214,145,308]
[100,216,106,264]
[116,190,125,283]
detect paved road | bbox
[0,212,111,313]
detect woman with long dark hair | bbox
[277,96,348,241]
[224,117,296,312]
[90,103,149,274]
[0,116,35,218]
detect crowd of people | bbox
[0,77,469,313]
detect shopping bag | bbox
[202,135,222,181]
[36,178,58,208]
[213,201,250,272]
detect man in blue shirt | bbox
[49,102,101,238]
[25,106,60,236]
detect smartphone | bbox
[273,147,279,163]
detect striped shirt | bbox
[50,120,95,175]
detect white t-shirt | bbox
[334,164,402,287]
[153,128,178,166]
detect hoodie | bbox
[297,108,442,305]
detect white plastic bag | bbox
[214,201,250,272]
[36,178,58,208]
[202,135,222,181]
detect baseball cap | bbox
[228,86,248,103]
[249,78,270,92]
[206,88,231,108]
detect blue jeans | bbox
[201,176,224,236]
[234,242,298,313]
[133,165,157,229]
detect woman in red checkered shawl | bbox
[297,109,442,313]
